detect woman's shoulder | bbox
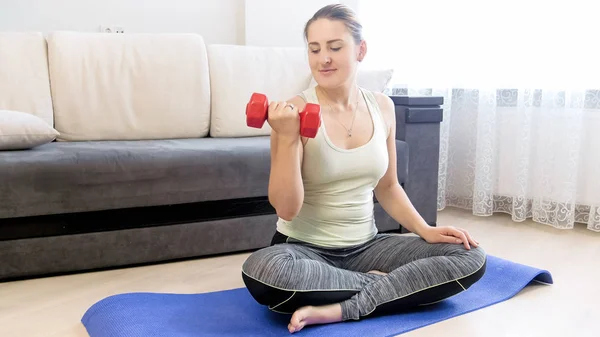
[363,88,395,138]
[373,91,393,106]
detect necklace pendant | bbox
[347,131,352,137]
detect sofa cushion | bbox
[0,138,272,218]
[0,32,54,126]
[47,32,211,141]
[207,44,313,138]
[0,110,59,150]
[0,137,409,219]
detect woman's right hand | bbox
[267,101,300,140]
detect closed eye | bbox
[310,47,341,53]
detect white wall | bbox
[244,0,360,47]
[0,0,245,45]
[0,0,363,46]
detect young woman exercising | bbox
[241,4,486,334]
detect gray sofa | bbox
[0,32,443,281]
[0,96,443,281]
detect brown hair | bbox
[304,4,363,44]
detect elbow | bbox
[374,181,401,202]
[375,181,395,195]
[273,202,302,221]
[276,209,300,222]
[269,197,302,221]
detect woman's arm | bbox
[267,96,307,221]
[373,93,478,249]
[372,94,431,236]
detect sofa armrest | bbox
[391,95,444,231]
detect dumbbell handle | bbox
[246,93,321,138]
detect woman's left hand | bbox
[421,226,479,250]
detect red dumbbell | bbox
[246,93,321,138]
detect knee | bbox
[241,245,295,286]
[446,243,487,270]
[460,246,487,287]
[241,246,295,306]
[241,249,264,279]
[467,245,487,266]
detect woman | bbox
[242,4,486,334]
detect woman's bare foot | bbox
[288,303,343,333]
[367,270,388,276]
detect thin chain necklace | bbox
[319,86,360,137]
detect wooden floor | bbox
[1,207,598,337]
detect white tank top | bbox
[276,86,390,248]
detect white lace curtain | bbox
[357,0,600,231]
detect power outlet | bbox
[99,25,125,33]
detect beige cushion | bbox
[0,32,54,126]
[207,44,313,137]
[47,32,211,141]
[0,110,59,150]
[310,68,394,93]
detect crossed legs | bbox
[241,232,486,333]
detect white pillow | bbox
[310,68,394,93]
[0,110,59,150]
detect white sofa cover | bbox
[0,32,54,126]
[207,44,313,138]
[47,32,212,141]
[1,31,392,146]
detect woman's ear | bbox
[358,40,367,62]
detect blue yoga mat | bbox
[81,255,552,337]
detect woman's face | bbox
[306,18,364,89]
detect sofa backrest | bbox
[0,32,392,142]
[207,44,312,138]
[0,32,54,126]
[47,31,211,141]
[206,44,394,138]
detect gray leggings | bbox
[242,231,487,321]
